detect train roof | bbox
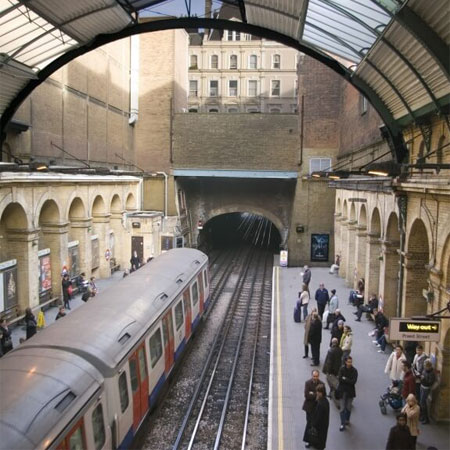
[20,248,208,376]
[0,347,103,450]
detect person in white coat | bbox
[385,345,407,382]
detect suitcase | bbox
[293,303,301,322]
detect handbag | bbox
[306,425,319,446]
[67,284,73,295]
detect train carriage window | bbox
[149,328,163,368]
[129,359,139,393]
[175,301,184,330]
[68,426,84,450]
[203,270,208,288]
[138,347,148,380]
[91,403,106,450]
[118,372,129,413]
[192,282,199,305]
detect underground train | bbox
[0,248,210,450]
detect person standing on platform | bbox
[24,307,37,339]
[326,289,338,330]
[402,394,420,449]
[61,273,72,310]
[309,312,322,366]
[331,309,346,333]
[330,319,345,347]
[385,345,407,383]
[322,337,343,402]
[340,325,353,362]
[419,359,436,425]
[302,370,325,444]
[0,318,13,356]
[385,413,414,450]
[302,265,311,289]
[303,307,317,359]
[337,356,358,431]
[305,384,329,449]
[315,283,329,319]
[402,361,417,403]
[299,283,310,322]
[412,345,427,399]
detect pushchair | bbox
[379,380,403,415]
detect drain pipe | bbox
[397,195,407,317]
[129,35,139,126]
[299,94,304,167]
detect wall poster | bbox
[311,234,329,262]
[38,249,52,295]
[91,237,100,269]
[0,263,18,313]
[68,243,79,278]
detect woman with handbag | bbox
[24,307,37,339]
[305,384,330,449]
[0,318,13,356]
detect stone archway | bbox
[380,212,400,317]
[126,192,137,211]
[0,202,37,313]
[109,193,124,269]
[340,199,349,279]
[354,204,367,289]
[37,199,66,300]
[345,202,357,285]
[403,218,430,318]
[365,207,382,302]
[91,195,110,278]
[68,197,90,278]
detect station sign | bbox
[389,318,441,342]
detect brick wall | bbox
[173,113,300,171]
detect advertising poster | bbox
[68,245,79,278]
[311,234,329,262]
[280,250,288,267]
[3,266,18,311]
[39,254,52,293]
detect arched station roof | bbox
[0,0,449,162]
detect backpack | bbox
[294,301,301,323]
[81,292,90,302]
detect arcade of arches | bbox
[334,187,450,420]
[0,174,165,315]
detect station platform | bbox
[269,266,449,450]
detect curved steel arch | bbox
[0,17,408,162]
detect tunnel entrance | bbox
[199,212,281,253]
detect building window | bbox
[247,107,259,113]
[228,107,238,113]
[188,107,198,113]
[249,54,257,69]
[309,158,332,175]
[270,107,281,113]
[226,30,241,41]
[360,94,368,115]
[248,80,257,97]
[211,54,218,69]
[209,80,218,97]
[230,54,238,69]
[229,80,238,97]
[190,54,198,70]
[273,54,281,69]
[208,108,219,113]
[291,104,298,113]
[271,80,280,97]
[189,80,198,97]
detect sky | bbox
[140,0,224,18]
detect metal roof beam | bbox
[297,0,310,40]
[395,5,450,79]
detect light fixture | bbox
[311,171,324,178]
[29,159,48,171]
[366,160,401,177]
[327,170,350,180]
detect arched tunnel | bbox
[198,212,281,252]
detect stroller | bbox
[379,380,403,415]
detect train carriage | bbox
[0,248,209,450]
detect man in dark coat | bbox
[302,370,326,434]
[385,413,414,450]
[315,283,329,319]
[374,308,389,340]
[302,265,311,287]
[308,312,322,366]
[61,274,72,310]
[337,355,358,431]
[323,337,343,403]
[305,384,330,449]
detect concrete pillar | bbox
[7,229,40,311]
[92,213,111,279]
[379,240,400,318]
[345,221,357,285]
[365,233,381,302]
[110,211,125,270]
[68,219,92,276]
[354,226,367,289]
[40,222,69,298]
[334,213,342,260]
[340,220,348,279]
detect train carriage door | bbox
[129,343,149,431]
[56,417,86,450]
[183,289,192,339]
[197,273,204,313]
[162,310,175,373]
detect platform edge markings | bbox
[268,266,275,450]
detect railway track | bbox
[172,248,272,450]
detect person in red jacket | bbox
[401,361,416,404]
